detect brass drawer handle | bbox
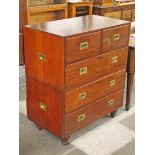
[113,34,120,41]
[77,113,86,122]
[108,99,115,106]
[80,67,87,75]
[38,53,46,61]
[80,42,88,51]
[39,102,47,111]
[110,80,116,87]
[112,56,118,63]
[79,92,87,100]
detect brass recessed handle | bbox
[77,113,86,122]
[79,92,87,100]
[39,102,47,111]
[113,34,120,41]
[108,99,115,106]
[112,56,118,63]
[38,53,46,61]
[110,80,116,87]
[80,42,88,51]
[80,67,87,75]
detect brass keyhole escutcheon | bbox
[110,80,116,87]
[108,99,115,106]
[79,92,87,100]
[113,34,120,41]
[112,56,118,63]
[80,42,88,51]
[39,102,47,111]
[80,67,87,75]
[77,113,86,122]
[38,53,46,61]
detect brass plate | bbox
[113,34,120,41]
[108,99,115,106]
[80,42,88,51]
[77,113,86,122]
[38,53,46,61]
[39,102,47,111]
[79,92,87,100]
[112,56,118,63]
[110,80,116,87]
[80,67,88,75]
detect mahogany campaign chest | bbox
[24,15,130,144]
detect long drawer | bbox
[66,31,101,63]
[65,47,128,90]
[65,70,126,114]
[102,25,130,53]
[64,89,124,137]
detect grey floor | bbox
[19,66,135,155]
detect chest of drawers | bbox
[24,15,130,144]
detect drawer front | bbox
[66,31,101,63]
[65,47,128,90]
[122,10,132,20]
[65,70,126,114]
[132,9,135,18]
[104,11,121,19]
[64,89,124,136]
[102,25,130,53]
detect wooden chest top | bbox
[25,15,130,37]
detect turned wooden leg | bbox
[126,72,134,111]
[111,109,118,118]
[62,136,70,145]
[35,124,42,130]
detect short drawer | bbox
[65,47,128,90]
[65,70,126,114]
[122,10,132,20]
[102,25,130,53]
[104,11,121,19]
[64,89,124,136]
[66,31,101,63]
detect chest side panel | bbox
[26,77,63,137]
[24,27,65,89]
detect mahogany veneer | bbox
[65,70,126,114]
[66,47,128,90]
[64,88,124,136]
[24,15,130,144]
